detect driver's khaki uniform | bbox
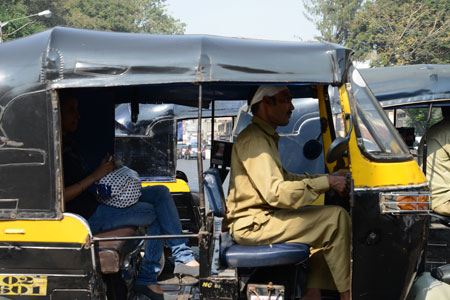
[425,118,450,215]
[226,116,350,292]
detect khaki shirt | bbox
[426,118,450,209]
[226,115,330,233]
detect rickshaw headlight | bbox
[379,192,431,214]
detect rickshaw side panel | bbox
[351,190,428,300]
[0,214,102,299]
[337,76,430,299]
[0,244,97,298]
[0,91,61,219]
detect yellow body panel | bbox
[339,86,427,188]
[311,194,325,206]
[142,179,190,193]
[349,144,427,188]
[310,86,327,206]
[0,214,89,244]
[318,86,335,173]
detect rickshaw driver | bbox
[226,85,351,300]
[60,90,199,300]
[424,106,450,216]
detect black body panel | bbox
[352,190,428,300]
[0,242,101,299]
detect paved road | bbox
[176,158,209,192]
[176,158,230,193]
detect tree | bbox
[0,2,48,42]
[405,107,442,136]
[347,0,449,66]
[0,0,185,42]
[303,0,449,138]
[345,0,449,132]
[303,0,363,44]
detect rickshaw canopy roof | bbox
[0,26,352,106]
[360,64,450,108]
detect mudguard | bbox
[431,264,450,285]
[407,272,450,300]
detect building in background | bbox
[180,117,233,146]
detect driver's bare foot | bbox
[340,290,350,300]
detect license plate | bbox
[0,275,47,296]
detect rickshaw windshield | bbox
[348,66,411,160]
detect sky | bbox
[165,0,320,42]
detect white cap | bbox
[248,85,289,112]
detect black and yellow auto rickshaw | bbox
[359,64,450,299]
[0,27,430,299]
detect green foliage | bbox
[405,107,442,135]
[303,0,363,44]
[0,0,185,43]
[303,0,449,65]
[347,0,450,66]
[303,0,449,137]
[0,1,47,42]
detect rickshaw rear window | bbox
[115,103,176,181]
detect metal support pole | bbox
[93,233,199,242]
[422,103,433,174]
[197,84,205,225]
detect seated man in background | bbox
[226,85,351,300]
[60,90,198,300]
[424,106,450,216]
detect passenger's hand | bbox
[328,174,350,197]
[91,153,115,181]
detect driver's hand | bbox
[328,173,350,197]
[92,153,115,181]
[331,170,350,177]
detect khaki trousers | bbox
[232,205,350,292]
[434,201,450,216]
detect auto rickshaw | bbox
[0,27,430,300]
[359,64,450,298]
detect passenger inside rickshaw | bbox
[59,89,199,300]
[380,104,450,217]
[419,106,450,216]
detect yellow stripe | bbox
[0,214,89,244]
[141,179,190,193]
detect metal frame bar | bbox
[92,233,199,242]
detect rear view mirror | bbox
[326,114,353,163]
